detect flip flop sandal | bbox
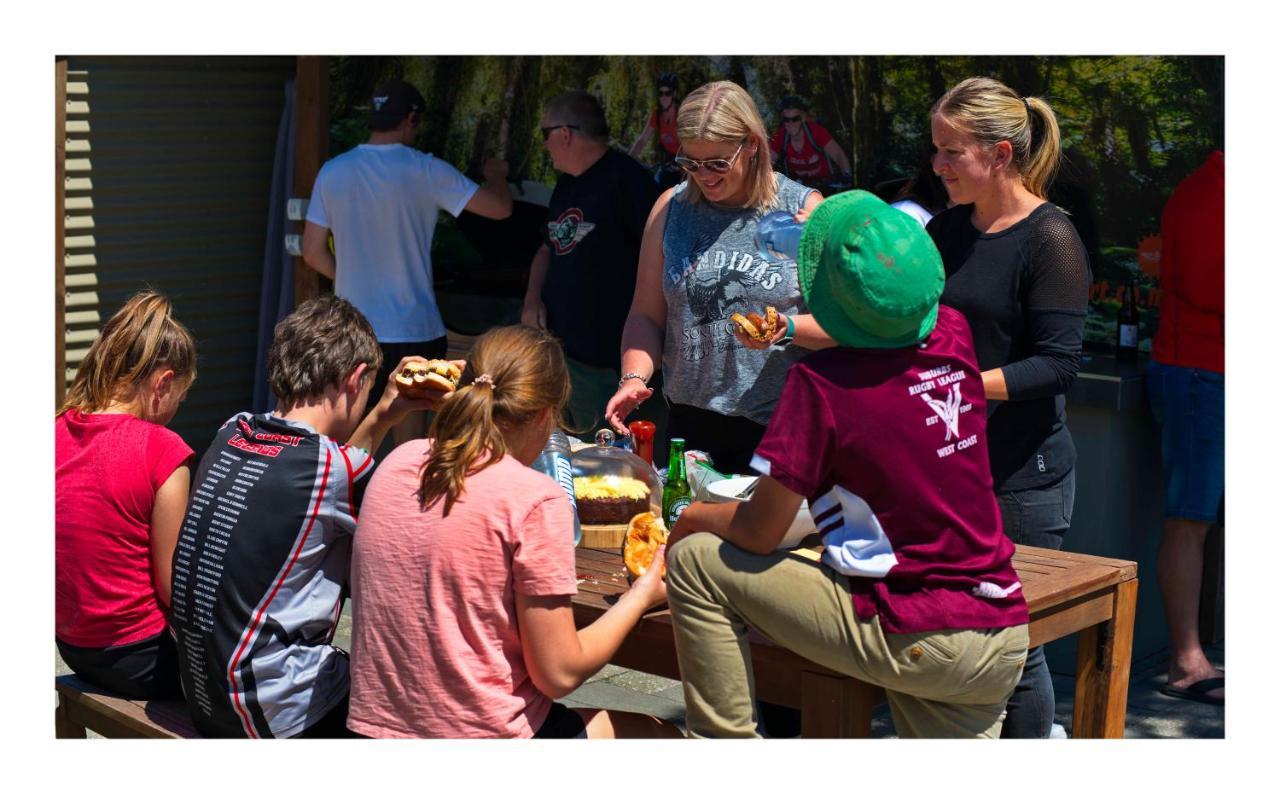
[1161,676,1225,706]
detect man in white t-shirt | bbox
[303,79,513,447]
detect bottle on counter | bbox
[662,438,691,528]
[1116,278,1139,362]
[533,429,582,546]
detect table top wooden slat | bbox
[573,544,1135,622]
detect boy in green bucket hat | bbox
[664,190,1031,738]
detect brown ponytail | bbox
[417,325,571,516]
[932,76,1063,199]
[58,290,197,417]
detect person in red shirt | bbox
[628,72,681,162]
[768,95,852,188]
[628,73,683,189]
[664,190,1029,738]
[1147,149,1225,706]
[56,291,197,698]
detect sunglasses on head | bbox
[672,141,747,175]
[782,114,803,123]
[541,124,579,141]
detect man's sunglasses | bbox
[658,88,674,96]
[782,114,803,123]
[672,141,747,175]
[541,124,579,141]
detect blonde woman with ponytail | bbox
[56,291,197,698]
[347,325,678,739]
[927,77,1091,739]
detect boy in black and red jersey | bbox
[169,296,453,738]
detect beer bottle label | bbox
[667,498,690,524]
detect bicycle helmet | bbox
[779,94,806,113]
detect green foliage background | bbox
[327,55,1223,347]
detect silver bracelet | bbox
[618,372,648,389]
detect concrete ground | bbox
[55,607,1224,738]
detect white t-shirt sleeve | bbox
[423,155,480,218]
[890,199,933,228]
[305,167,330,228]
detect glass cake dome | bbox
[571,430,661,525]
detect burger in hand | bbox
[394,359,462,396]
[730,305,779,344]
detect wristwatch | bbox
[619,372,649,389]
[775,315,796,348]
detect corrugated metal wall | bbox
[61,56,295,455]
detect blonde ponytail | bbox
[58,290,196,417]
[932,77,1063,199]
[1021,96,1062,199]
[417,325,571,516]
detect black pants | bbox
[295,694,361,738]
[666,403,766,475]
[57,630,182,700]
[996,468,1076,738]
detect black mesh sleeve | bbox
[1001,209,1091,401]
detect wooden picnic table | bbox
[573,543,1138,738]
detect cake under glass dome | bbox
[571,432,661,525]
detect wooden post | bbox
[292,56,329,307]
[799,670,875,738]
[55,58,67,410]
[1072,578,1138,738]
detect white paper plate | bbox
[705,476,816,550]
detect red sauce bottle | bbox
[627,420,657,466]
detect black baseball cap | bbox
[369,80,426,131]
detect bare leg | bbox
[576,708,684,738]
[1158,516,1223,699]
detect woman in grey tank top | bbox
[604,81,835,475]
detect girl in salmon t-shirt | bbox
[56,291,197,698]
[348,325,679,738]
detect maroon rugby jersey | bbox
[752,305,1028,634]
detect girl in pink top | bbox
[348,325,678,738]
[56,291,197,698]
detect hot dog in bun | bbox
[394,359,462,395]
[730,305,779,343]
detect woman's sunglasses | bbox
[782,114,803,123]
[658,88,674,96]
[672,141,747,175]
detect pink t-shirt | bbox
[347,440,579,738]
[56,409,193,647]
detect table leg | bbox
[55,697,86,739]
[1072,578,1139,738]
[799,671,876,738]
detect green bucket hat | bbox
[797,189,945,349]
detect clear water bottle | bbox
[755,210,805,264]
[533,429,582,546]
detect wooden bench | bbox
[55,675,199,738]
[55,545,1135,739]
[573,543,1138,738]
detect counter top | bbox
[1067,352,1149,412]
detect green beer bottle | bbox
[662,438,691,528]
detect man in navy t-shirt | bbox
[520,90,662,435]
[665,190,1030,738]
